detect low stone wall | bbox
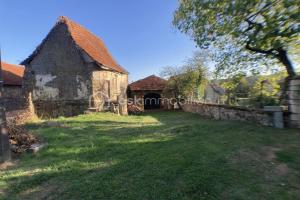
[3,97,29,112]
[181,102,275,127]
[2,86,28,112]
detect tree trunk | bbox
[245,43,296,77]
[276,49,296,78]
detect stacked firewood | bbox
[7,120,39,154]
[127,104,143,115]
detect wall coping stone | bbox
[263,106,288,112]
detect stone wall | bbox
[127,90,168,111]
[91,70,128,115]
[2,86,28,112]
[33,100,88,118]
[23,22,92,118]
[287,77,300,128]
[181,102,275,127]
[23,22,128,117]
[25,23,93,102]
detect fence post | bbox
[0,50,10,163]
[0,107,10,163]
[287,77,300,128]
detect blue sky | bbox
[0,0,197,82]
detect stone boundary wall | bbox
[3,97,28,112]
[2,86,28,112]
[180,102,275,127]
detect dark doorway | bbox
[144,93,161,110]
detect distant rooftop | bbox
[129,75,167,91]
[1,61,25,86]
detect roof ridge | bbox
[22,16,128,74]
[57,16,127,74]
[57,16,106,44]
[129,75,167,91]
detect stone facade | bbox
[23,22,92,117]
[128,90,168,111]
[92,70,128,114]
[128,75,167,111]
[22,16,128,117]
[1,62,27,113]
[181,102,276,127]
[2,86,27,112]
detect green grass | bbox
[1,111,300,199]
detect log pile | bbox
[127,104,143,115]
[7,119,39,154]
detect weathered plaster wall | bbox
[24,23,93,117]
[181,102,275,127]
[28,23,92,101]
[91,70,128,114]
[23,22,129,117]
[2,86,28,112]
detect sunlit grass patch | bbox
[1,111,300,199]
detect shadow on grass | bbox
[1,111,300,199]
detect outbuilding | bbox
[128,75,167,110]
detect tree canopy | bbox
[160,52,208,99]
[173,0,300,77]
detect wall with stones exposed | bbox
[91,70,128,114]
[181,102,276,127]
[286,77,300,128]
[2,86,28,112]
[127,90,169,111]
[23,22,128,117]
[23,22,93,117]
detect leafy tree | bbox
[161,52,208,99]
[173,0,300,77]
[220,73,250,105]
[249,71,287,106]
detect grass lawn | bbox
[1,111,300,199]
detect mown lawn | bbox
[1,111,300,199]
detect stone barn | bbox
[1,61,28,112]
[22,16,128,117]
[128,75,167,110]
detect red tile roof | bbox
[23,16,127,74]
[1,62,25,86]
[129,75,167,91]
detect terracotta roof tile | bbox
[59,16,127,74]
[1,62,25,86]
[129,75,167,91]
[22,16,127,74]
